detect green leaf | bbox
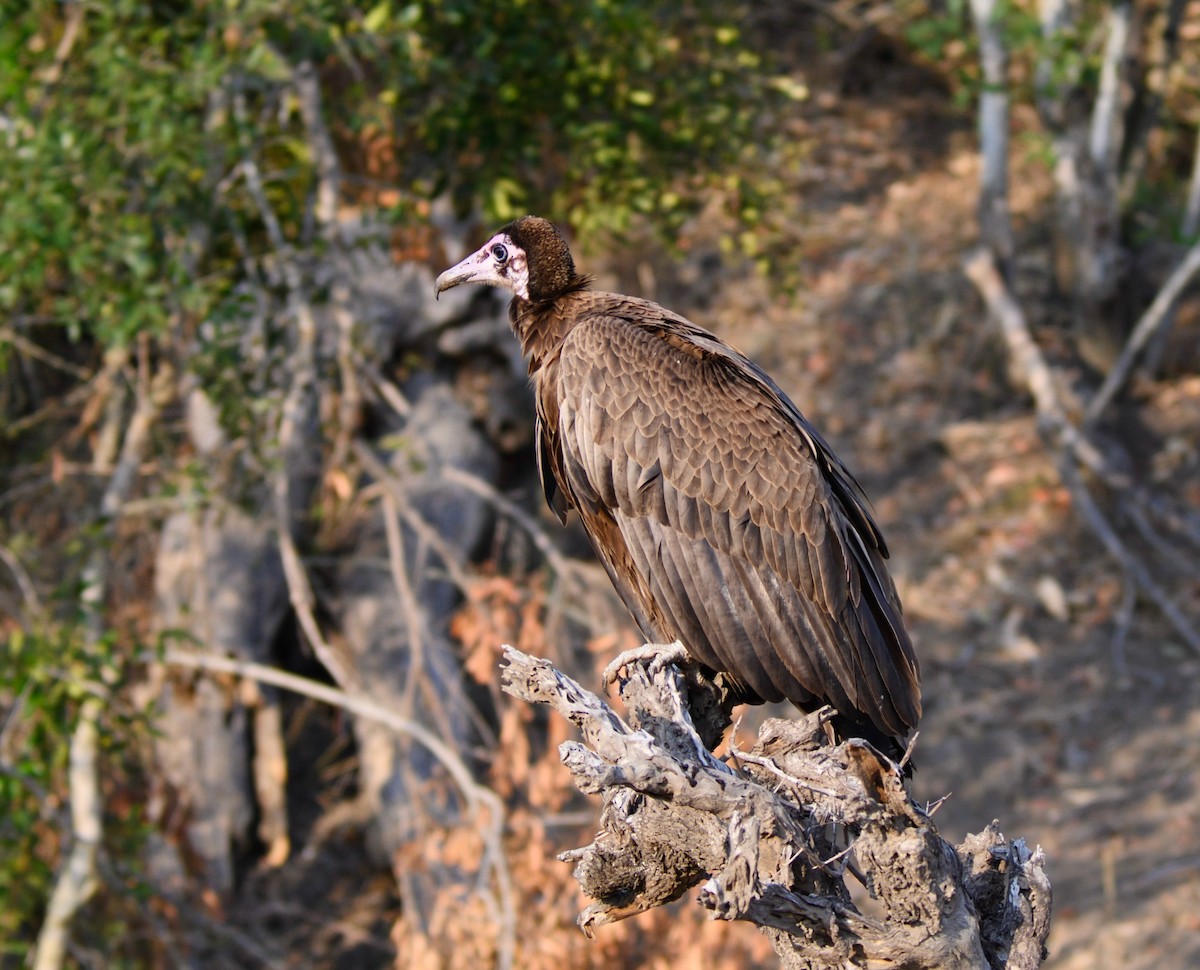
[769,75,809,101]
[363,0,392,33]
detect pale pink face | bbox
[435,231,530,300]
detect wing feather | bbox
[547,297,920,740]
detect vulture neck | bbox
[509,277,591,374]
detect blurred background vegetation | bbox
[0,0,775,352]
[3,1,1200,967]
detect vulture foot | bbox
[602,639,690,693]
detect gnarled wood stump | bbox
[500,645,1051,969]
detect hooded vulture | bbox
[436,216,920,757]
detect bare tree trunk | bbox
[970,0,1014,274]
[1034,1,1133,370]
[1118,0,1188,205]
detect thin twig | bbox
[1185,125,1200,238]
[0,656,31,738]
[1056,453,1200,654]
[1111,577,1137,680]
[159,649,478,803]
[291,59,341,237]
[0,543,42,614]
[240,149,357,689]
[1123,501,1200,581]
[238,159,289,255]
[30,1,85,118]
[898,730,920,774]
[382,490,427,720]
[439,465,576,580]
[0,326,93,381]
[792,0,866,32]
[291,57,360,481]
[969,0,1015,270]
[275,460,357,688]
[1086,239,1200,422]
[963,248,1067,428]
[355,354,413,418]
[1034,0,1073,123]
[726,745,839,799]
[32,699,103,970]
[1067,435,1200,552]
[352,440,476,596]
[2,378,96,439]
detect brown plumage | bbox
[436,215,920,755]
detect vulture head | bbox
[435,215,583,303]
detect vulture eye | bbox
[490,243,509,263]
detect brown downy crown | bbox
[502,216,587,303]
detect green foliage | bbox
[903,0,971,67]
[373,1,771,235]
[0,0,776,372]
[0,6,229,352]
[900,0,1101,106]
[0,648,60,953]
[0,622,121,952]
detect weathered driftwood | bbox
[500,645,1051,970]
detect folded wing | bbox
[545,299,920,742]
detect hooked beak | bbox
[434,247,495,299]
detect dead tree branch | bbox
[290,55,361,480]
[969,0,1014,272]
[1086,239,1200,422]
[351,439,477,596]
[31,697,103,970]
[291,58,340,237]
[235,152,358,689]
[500,645,1051,969]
